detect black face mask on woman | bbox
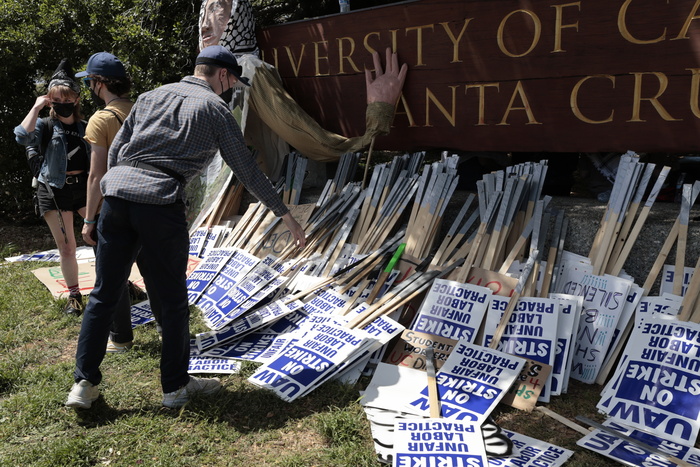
[52,102,75,118]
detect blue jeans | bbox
[74,197,191,393]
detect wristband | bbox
[84,219,96,224]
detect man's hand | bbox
[282,212,306,249]
[366,48,408,105]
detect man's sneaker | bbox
[65,380,99,409]
[106,340,133,353]
[162,376,222,408]
[63,294,83,316]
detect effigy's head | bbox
[198,0,259,57]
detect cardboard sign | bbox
[598,315,700,444]
[410,278,493,343]
[392,419,487,467]
[577,418,700,466]
[384,329,457,371]
[253,204,315,256]
[500,359,552,411]
[405,341,525,422]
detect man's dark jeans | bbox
[74,196,191,393]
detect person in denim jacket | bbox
[14,59,91,316]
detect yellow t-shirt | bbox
[84,99,134,148]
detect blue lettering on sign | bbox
[394,453,484,466]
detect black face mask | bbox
[90,88,105,107]
[52,102,75,118]
[219,87,233,105]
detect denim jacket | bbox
[14,117,90,189]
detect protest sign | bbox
[577,418,700,466]
[405,341,525,422]
[661,265,694,298]
[636,295,683,327]
[598,315,700,444]
[500,359,552,410]
[188,227,209,258]
[384,329,457,371]
[130,300,155,328]
[186,248,237,305]
[410,279,493,343]
[251,204,315,256]
[558,271,633,383]
[392,418,487,467]
[549,294,582,396]
[489,429,574,467]
[247,317,371,401]
[188,338,240,375]
[195,249,261,315]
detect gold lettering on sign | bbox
[687,68,700,118]
[439,19,472,63]
[405,24,435,66]
[425,86,459,127]
[284,45,306,77]
[628,72,681,122]
[466,83,501,125]
[551,2,581,53]
[673,0,700,40]
[498,81,541,125]
[390,29,399,53]
[262,48,279,69]
[337,37,361,74]
[498,10,542,57]
[618,0,666,44]
[396,94,418,127]
[571,75,615,124]
[314,41,330,76]
[363,31,381,56]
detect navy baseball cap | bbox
[75,52,126,78]
[195,45,250,86]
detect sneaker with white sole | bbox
[106,340,133,353]
[162,376,222,408]
[65,380,99,409]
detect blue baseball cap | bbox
[75,52,126,78]
[195,45,250,86]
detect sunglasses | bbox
[82,77,93,87]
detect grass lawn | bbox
[0,243,619,466]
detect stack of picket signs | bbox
[13,147,697,465]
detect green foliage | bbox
[0,0,199,222]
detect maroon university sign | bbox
[257,0,700,153]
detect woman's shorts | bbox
[36,174,87,217]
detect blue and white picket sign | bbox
[188,227,209,257]
[195,299,302,352]
[392,418,487,467]
[635,295,683,327]
[410,278,493,343]
[199,225,231,259]
[361,363,430,417]
[557,270,633,384]
[661,265,695,298]
[247,317,371,401]
[482,296,559,402]
[489,429,574,467]
[187,339,240,375]
[597,315,700,444]
[130,300,155,328]
[196,248,259,310]
[548,294,582,396]
[405,341,525,423]
[202,308,311,363]
[206,256,279,329]
[302,287,353,315]
[577,418,700,466]
[186,247,237,305]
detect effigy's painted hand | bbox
[365,47,408,106]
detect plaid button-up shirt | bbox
[103,76,287,217]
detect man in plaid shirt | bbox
[66,45,305,410]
